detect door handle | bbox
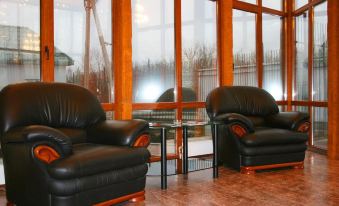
[44,46,50,60]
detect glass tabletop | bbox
[148,121,212,128]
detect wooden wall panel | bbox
[113,0,133,120]
[328,0,339,159]
[218,0,233,86]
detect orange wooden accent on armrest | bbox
[133,134,151,147]
[33,145,60,164]
[231,124,248,138]
[297,122,311,133]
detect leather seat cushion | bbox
[239,128,308,147]
[57,128,87,144]
[48,143,150,180]
[239,143,307,156]
[48,165,147,196]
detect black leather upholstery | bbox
[239,128,308,147]
[206,86,309,171]
[206,86,279,119]
[0,82,150,206]
[87,120,149,146]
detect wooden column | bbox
[217,0,233,86]
[113,0,133,120]
[40,0,54,82]
[328,0,339,159]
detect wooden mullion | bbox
[101,103,115,111]
[308,6,314,146]
[174,0,183,174]
[256,0,263,88]
[233,0,259,13]
[262,7,285,17]
[181,102,206,109]
[286,0,294,110]
[281,0,287,103]
[291,101,328,107]
[293,0,326,16]
[40,0,54,82]
[276,100,288,105]
[132,103,178,110]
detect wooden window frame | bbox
[233,0,286,97]
[291,0,328,153]
[40,0,116,113]
[31,0,332,163]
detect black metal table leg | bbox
[183,126,188,174]
[160,127,167,189]
[212,123,219,178]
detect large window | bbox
[262,14,283,100]
[312,1,328,149]
[293,0,328,151]
[294,12,309,101]
[233,2,285,100]
[262,0,283,11]
[131,0,218,174]
[54,0,113,103]
[132,0,175,103]
[0,0,40,89]
[295,0,309,10]
[233,10,257,87]
[182,0,217,102]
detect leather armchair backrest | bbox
[206,86,279,119]
[0,82,106,134]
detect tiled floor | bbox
[1,151,339,205]
[132,151,339,206]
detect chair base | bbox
[94,191,145,206]
[240,161,304,174]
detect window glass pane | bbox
[0,0,40,90]
[233,10,257,86]
[183,108,212,171]
[294,12,309,100]
[313,2,328,101]
[262,14,283,100]
[295,0,309,10]
[238,0,257,5]
[54,0,113,103]
[262,0,282,11]
[182,0,217,102]
[132,0,175,103]
[313,107,328,150]
[133,109,177,175]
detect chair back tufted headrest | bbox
[0,82,106,134]
[206,86,279,119]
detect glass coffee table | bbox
[148,121,221,189]
[148,122,181,189]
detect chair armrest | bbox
[87,119,150,147]
[3,125,73,161]
[265,112,310,132]
[214,113,254,133]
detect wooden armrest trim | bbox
[133,134,151,147]
[297,122,310,133]
[33,145,60,164]
[231,124,248,138]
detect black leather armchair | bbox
[0,82,151,206]
[206,86,310,174]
